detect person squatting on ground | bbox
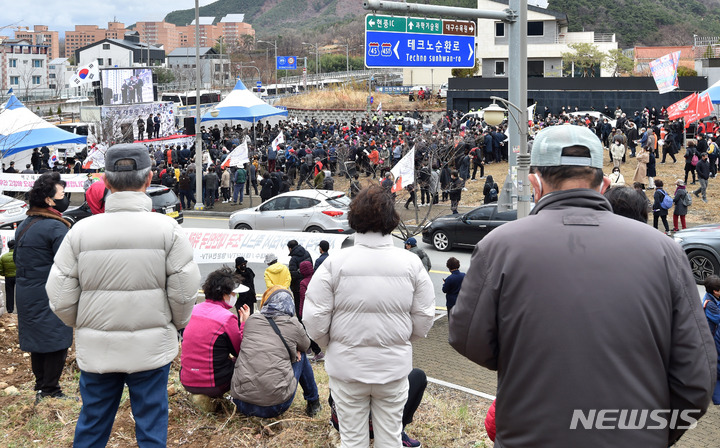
[449,125,716,448]
[46,144,201,448]
[304,184,435,448]
[230,286,321,418]
[180,267,250,409]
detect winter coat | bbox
[220,169,231,188]
[230,291,310,406]
[288,245,312,284]
[0,249,16,278]
[610,142,625,161]
[204,171,219,190]
[609,171,625,187]
[314,252,329,271]
[180,300,243,390]
[46,192,200,373]
[632,149,649,184]
[264,262,291,290]
[14,208,72,353]
[304,232,435,384]
[408,245,431,272]
[442,269,465,310]
[448,189,715,447]
[298,261,314,318]
[646,151,656,178]
[673,186,689,216]
[653,188,669,216]
[259,178,274,201]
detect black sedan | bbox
[63,185,184,226]
[673,224,720,284]
[422,203,519,251]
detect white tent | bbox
[200,80,288,123]
[0,95,86,166]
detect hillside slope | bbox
[164,0,720,47]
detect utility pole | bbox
[193,0,203,210]
[363,0,530,218]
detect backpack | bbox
[660,189,673,210]
[709,142,717,155]
[488,187,498,203]
[682,191,692,207]
[178,172,190,190]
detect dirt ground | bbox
[0,312,492,448]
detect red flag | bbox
[390,176,403,194]
[684,92,714,127]
[667,93,697,121]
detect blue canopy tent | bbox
[200,80,288,123]
[0,95,87,165]
[702,79,720,104]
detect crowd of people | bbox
[5,100,720,447]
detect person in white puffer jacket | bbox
[46,143,201,448]
[304,184,435,448]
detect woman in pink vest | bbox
[180,267,250,398]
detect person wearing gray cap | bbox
[46,143,201,448]
[449,125,715,447]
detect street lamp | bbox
[302,42,321,78]
[193,0,203,210]
[257,39,277,87]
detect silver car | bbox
[228,190,353,233]
[0,194,28,229]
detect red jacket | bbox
[180,300,243,389]
[485,399,496,441]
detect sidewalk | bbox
[413,315,720,447]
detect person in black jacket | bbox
[259,172,273,202]
[694,152,711,203]
[14,172,72,403]
[652,179,670,233]
[483,175,499,204]
[287,240,312,317]
[684,140,699,184]
[234,257,257,316]
[448,170,463,214]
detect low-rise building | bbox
[75,32,165,68]
[1,38,50,98]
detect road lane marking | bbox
[427,377,496,401]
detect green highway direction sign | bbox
[365,14,476,68]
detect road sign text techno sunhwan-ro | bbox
[364,14,476,68]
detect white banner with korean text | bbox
[0,173,102,193]
[0,229,350,265]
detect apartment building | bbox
[135,21,182,54]
[13,25,60,61]
[1,39,50,97]
[65,22,126,58]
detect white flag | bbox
[271,131,284,152]
[390,147,415,193]
[221,140,250,169]
[70,60,100,87]
[377,102,383,114]
[83,144,106,170]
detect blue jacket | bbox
[314,252,329,271]
[442,270,465,309]
[14,209,72,353]
[703,293,720,336]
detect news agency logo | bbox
[570,409,701,430]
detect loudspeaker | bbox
[184,117,196,136]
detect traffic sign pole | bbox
[363,0,531,219]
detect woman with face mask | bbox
[180,266,250,409]
[14,172,72,403]
[609,167,625,187]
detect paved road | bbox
[182,215,472,308]
[183,214,720,445]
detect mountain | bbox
[164,0,720,48]
[548,0,720,47]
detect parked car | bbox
[62,185,183,226]
[422,203,520,251]
[228,190,353,233]
[566,111,617,128]
[673,224,720,283]
[438,83,448,98]
[0,194,28,229]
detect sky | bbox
[0,0,218,36]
